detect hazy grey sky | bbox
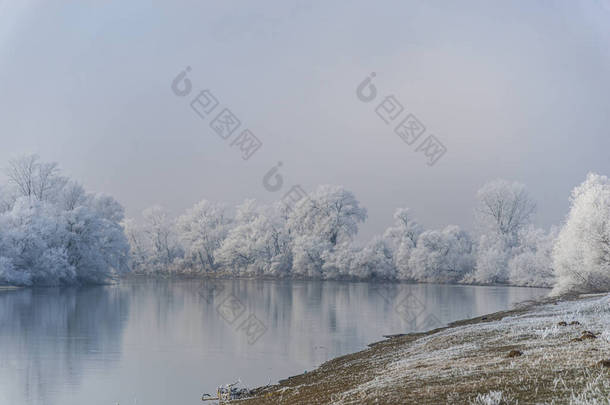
[1,0,609,240]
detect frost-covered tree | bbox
[0,256,28,286]
[122,219,149,274]
[0,169,129,286]
[319,242,356,279]
[5,155,67,202]
[87,193,125,223]
[473,179,536,284]
[291,235,329,278]
[470,234,511,284]
[350,236,395,279]
[141,206,183,271]
[62,194,130,283]
[216,201,291,276]
[177,200,231,272]
[254,203,293,276]
[58,181,88,211]
[122,206,184,274]
[383,208,422,250]
[383,208,423,280]
[409,225,474,283]
[0,198,71,285]
[287,185,367,247]
[476,179,536,245]
[508,226,556,287]
[553,173,610,294]
[215,200,261,274]
[0,184,17,213]
[287,185,366,276]
[319,238,395,280]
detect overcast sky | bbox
[1,0,609,240]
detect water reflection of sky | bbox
[0,280,549,405]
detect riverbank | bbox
[0,286,22,291]
[239,293,609,404]
[124,272,553,290]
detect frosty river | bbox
[0,279,549,405]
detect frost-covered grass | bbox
[242,294,610,404]
[568,370,610,405]
[469,391,505,405]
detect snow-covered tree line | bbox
[2,155,608,293]
[0,155,129,285]
[124,181,560,288]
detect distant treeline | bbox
[1,155,609,294]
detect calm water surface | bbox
[0,279,549,405]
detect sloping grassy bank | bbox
[239,294,609,404]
